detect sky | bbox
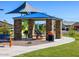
[0,1,79,24]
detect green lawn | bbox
[16,31,79,57]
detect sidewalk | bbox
[0,37,75,57]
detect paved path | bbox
[0,37,75,57]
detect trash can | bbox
[48,35,54,41]
[46,31,54,41]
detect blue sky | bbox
[0,1,79,24]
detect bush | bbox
[68,26,75,37]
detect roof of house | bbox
[73,22,79,26]
[63,21,75,26]
[0,21,13,28]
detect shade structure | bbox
[13,12,58,19]
[20,2,39,13]
[6,2,26,14]
[6,1,63,40]
[6,2,39,14]
[14,12,62,40]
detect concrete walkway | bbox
[0,37,75,57]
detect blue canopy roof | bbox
[14,12,57,19]
[6,2,39,14]
[6,2,26,14]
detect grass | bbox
[16,30,79,57]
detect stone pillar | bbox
[52,20,55,38]
[46,19,52,39]
[28,19,34,38]
[32,24,35,38]
[32,24,35,35]
[14,19,22,40]
[55,20,62,39]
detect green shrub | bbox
[68,26,75,37]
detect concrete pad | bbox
[0,37,75,57]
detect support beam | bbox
[55,20,62,39]
[28,19,34,38]
[14,19,22,40]
[46,19,52,40]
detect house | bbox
[73,22,79,30]
[0,21,13,29]
[62,21,75,31]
